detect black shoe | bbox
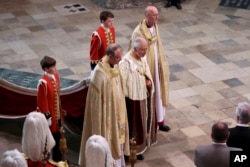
[176,3,182,10]
[159,125,171,132]
[165,1,172,8]
[124,155,129,162]
[137,154,144,160]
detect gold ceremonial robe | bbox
[130,19,170,107]
[79,56,130,166]
[120,51,153,101]
[119,52,157,153]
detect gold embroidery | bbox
[105,31,114,45]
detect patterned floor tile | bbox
[170,64,186,72]
[223,78,245,87]
[180,126,206,139]
[219,0,250,10]
[54,3,88,16]
[147,157,173,167]
[167,152,195,167]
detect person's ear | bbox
[227,131,230,139]
[236,116,240,122]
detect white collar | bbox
[237,123,249,127]
[212,142,227,145]
[44,72,55,81]
[101,24,110,32]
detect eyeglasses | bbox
[113,55,122,60]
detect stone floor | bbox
[0,0,250,166]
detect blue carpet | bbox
[219,0,250,10]
[0,68,78,88]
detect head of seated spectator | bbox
[0,149,28,167]
[85,135,115,167]
[235,102,250,124]
[22,111,55,162]
[226,102,250,152]
[194,121,242,167]
[211,121,230,143]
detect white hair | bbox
[132,37,147,50]
[235,102,250,123]
[22,111,55,162]
[0,149,27,167]
[85,135,114,167]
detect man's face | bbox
[45,65,56,74]
[135,43,148,58]
[110,48,123,65]
[146,8,159,26]
[102,17,114,28]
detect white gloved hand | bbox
[47,117,52,127]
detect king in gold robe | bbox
[119,49,157,155]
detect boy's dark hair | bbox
[100,11,114,22]
[40,56,56,71]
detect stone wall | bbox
[92,0,164,9]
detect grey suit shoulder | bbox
[194,144,242,167]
